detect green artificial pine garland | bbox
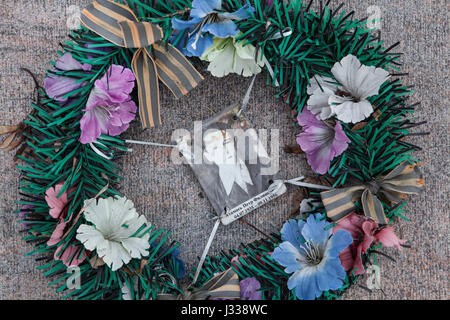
[11,0,424,300]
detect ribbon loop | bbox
[119,21,163,48]
[321,162,424,224]
[80,0,203,128]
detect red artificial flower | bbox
[332,213,406,275]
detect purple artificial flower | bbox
[240,277,262,300]
[80,64,137,144]
[84,43,113,60]
[296,109,350,174]
[44,53,92,102]
[19,204,35,229]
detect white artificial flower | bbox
[200,36,265,78]
[76,196,150,271]
[306,54,390,123]
[306,75,338,120]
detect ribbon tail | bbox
[132,48,161,128]
[191,268,240,300]
[361,189,388,224]
[153,43,204,99]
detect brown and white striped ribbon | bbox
[321,162,425,224]
[157,268,241,300]
[80,0,203,128]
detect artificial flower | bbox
[171,247,186,279]
[332,213,407,275]
[18,204,34,229]
[151,242,186,279]
[306,75,338,120]
[79,64,137,144]
[54,244,87,268]
[84,42,113,60]
[171,0,254,57]
[45,183,87,267]
[76,196,150,271]
[44,53,92,102]
[200,36,264,77]
[296,108,350,174]
[271,214,352,300]
[45,183,73,246]
[306,54,390,123]
[240,277,261,300]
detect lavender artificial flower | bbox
[44,53,92,102]
[240,277,262,300]
[80,65,137,144]
[296,109,350,174]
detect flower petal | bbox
[94,65,135,103]
[325,229,353,259]
[44,75,84,102]
[47,221,67,246]
[272,241,305,273]
[80,109,102,144]
[218,4,255,20]
[172,17,202,30]
[55,52,88,71]
[288,268,321,300]
[301,214,331,247]
[375,226,406,250]
[99,241,132,271]
[76,224,107,251]
[191,0,221,18]
[281,219,306,250]
[297,108,324,128]
[203,20,240,38]
[330,121,350,157]
[330,96,374,124]
[45,183,68,219]
[121,237,150,259]
[186,32,214,57]
[307,88,335,120]
[240,277,261,300]
[331,54,389,99]
[55,245,87,267]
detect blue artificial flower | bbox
[271,214,353,300]
[171,0,255,57]
[171,247,186,279]
[151,242,186,279]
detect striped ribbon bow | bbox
[320,162,424,224]
[80,0,203,128]
[157,268,240,300]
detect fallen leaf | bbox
[351,122,367,131]
[284,144,304,154]
[89,255,105,269]
[373,110,382,121]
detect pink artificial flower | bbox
[45,183,70,219]
[296,109,350,174]
[45,183,87,267]
[332,213,406,275]
[375,226,407,250]
[80,64,137,144]
[54,244,87,267]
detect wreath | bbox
[2,0,426,300]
